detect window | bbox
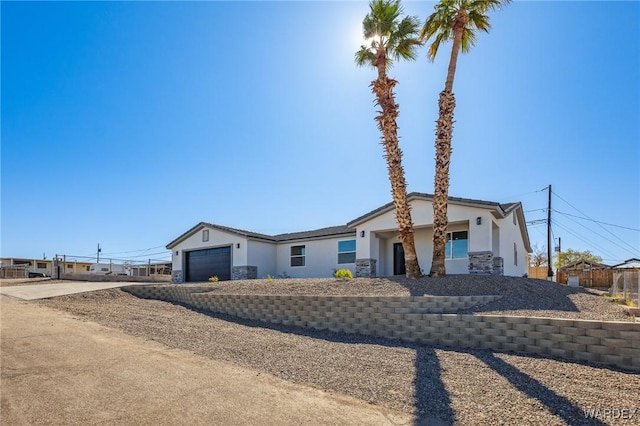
[37,262,47,269]
[513,213,517,226]
[445,231,468,259]
[202,229,209,242]
[338,240,356,264]
[67,264,73,269]
[86,266,91,271]
[290,245,305,267]
[514,243,518,266]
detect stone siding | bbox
[232,266,257,280]
[172,270,183,284]
[122,285,640,372]
[492,257,504,276]
[355,259,377,278]
[469,251,494,275]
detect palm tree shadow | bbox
[385,275,585,313]
[413,346,455,425]
[171,302,455,425]
[470,351,608,426]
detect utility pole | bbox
[97,244,101,263]
[547,185,553,280]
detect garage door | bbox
[185,246,231,282]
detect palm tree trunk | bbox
[371,71,422,279]
[429,11,466,278]
[429,90,455,277]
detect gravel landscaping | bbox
[36,276,639,425]
[151,275,635,321]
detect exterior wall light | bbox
[476,217,482,225]
[175,251,179,256]
[360,230,365,238]
[236,243,241,249]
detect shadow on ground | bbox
[177,301,616,426]
[387,275,586,313]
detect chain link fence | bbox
[611,270,639,307]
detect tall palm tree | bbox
[421,0,510,277]
[355,0,423,279]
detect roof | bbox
[559,259,611,271]
[274,225,355,242]
[347,192,516,227]
[167,192,531,252]
[611,258,640,269]
[166,222,355,249]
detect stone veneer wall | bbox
[123,285,640,372]
[172,270,183,284]
[355,259,377,278]
[492,257,504,276]
[232,266,257,280]
[468,251,494,275]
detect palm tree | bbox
[421,0,511,277]
[355,0,423,279]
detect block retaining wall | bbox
[123,285,640,372]
[62,273,172,283]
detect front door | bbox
[393,243,406,276]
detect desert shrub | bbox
[334,269,353,280]
[208,276,219,283]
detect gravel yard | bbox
[150,275,634,321]
[37,277,639,425]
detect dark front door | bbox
[185,246,231,282]
[393,243,406,276]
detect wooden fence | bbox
[556,269,613,288]
[528,266,550,280]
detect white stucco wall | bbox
[499,212,528,276]
[376,224,470,276]
[275,236,356,278]
[171,226,248,271]
[247,240,277,278]
[356,200,492,275]
[353,199,529,277]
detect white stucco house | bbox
[166,192,532,283]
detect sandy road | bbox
[0,295,412,425]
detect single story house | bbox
[166,192,532,283]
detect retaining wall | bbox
[62,273,172,283]
[123,285,640,372]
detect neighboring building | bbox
[558,259,611,272]
[0,258,93,276]
[611,258,640,270]
[167,192,532,283]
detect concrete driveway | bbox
[0,280,148,300]
[1,296,411,425]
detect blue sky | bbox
[2,1,638,266]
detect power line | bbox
[555,212,638,256]
[552,190,639,256]
[99,245,168,256]
[552,209,640,232]
[551,219,620,261]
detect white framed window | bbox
[445,231,468,259]
[202,229,209,242]
[337,240,356,264]
[290,245,305,267]
[514,243,518,266]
